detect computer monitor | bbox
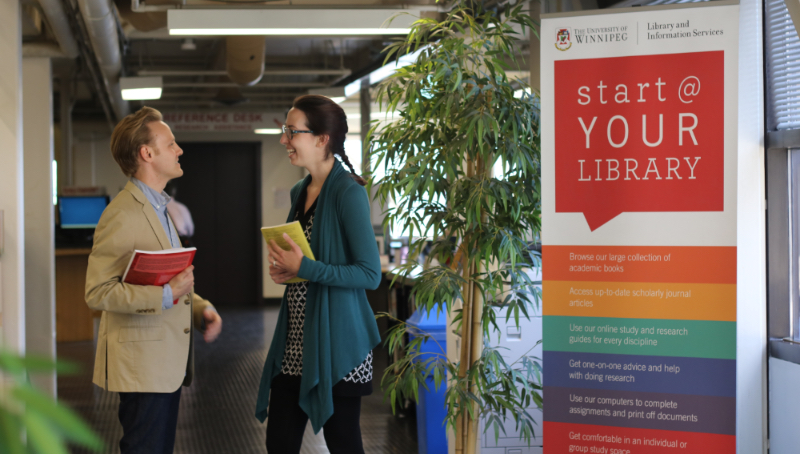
[58,196,108,229]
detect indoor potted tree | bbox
[367,0,543,452]
[0,351,101,453]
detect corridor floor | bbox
[58,307,419,454]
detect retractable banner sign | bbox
[541,2,738,453]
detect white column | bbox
[359,78,383,229]
[23,58,55,397]
[737,0,767,452]
[0,0,26,353]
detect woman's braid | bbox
[334,148,366,186]
[337,150,358,175]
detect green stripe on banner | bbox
[543,316,736,360]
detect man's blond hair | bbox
[110,106,163,177]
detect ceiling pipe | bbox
[36,0,80,58]
[59,0,117,128]
[77,0,130,119]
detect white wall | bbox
[68,124,302,299]
[70,121,127,197]
[23,57,56,397]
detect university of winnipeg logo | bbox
[556,27,572,51]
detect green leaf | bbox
[24,412,69,454]
[0,405,25,454]
[11,387,102,449]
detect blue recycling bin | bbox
[406,308,448,454]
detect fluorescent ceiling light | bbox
[345,82,361,98]
[254,128,282,134]
[120,76,163,100]
[168,9,418,36]
[121,88,163,100]
[344,46,427,97]
[371,46,427,85]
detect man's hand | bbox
[168,265,194,298]
[203,308,222,343]
[267,234,304,284]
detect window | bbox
[766,0,800,130]
[765,0,800,346]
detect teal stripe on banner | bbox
[543,316,736,360]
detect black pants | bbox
[118,388,182,454]
[266,374,365,454]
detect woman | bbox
[255,95,382,453]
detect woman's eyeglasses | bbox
[282,125,314,140]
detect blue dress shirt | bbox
[130,178,182,310]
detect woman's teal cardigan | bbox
[255,162,382,432]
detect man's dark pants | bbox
[118,388,182,454]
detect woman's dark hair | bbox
[292,94,366,186]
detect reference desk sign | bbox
[541,2,738,453]
[162,111,283,132]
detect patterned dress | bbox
[280,188,373,396]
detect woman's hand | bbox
[267,234,304,284]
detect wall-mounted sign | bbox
[542,2,738,453]
[162,112,283,132]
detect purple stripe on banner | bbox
[544,386,736,435]
[544,351,736,397]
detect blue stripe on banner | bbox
[543,351,736,397]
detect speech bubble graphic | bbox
[555,52,725,231]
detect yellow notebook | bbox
[260,221,315,284]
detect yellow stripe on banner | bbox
[543,281,736,322]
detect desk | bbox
[55,248,97,342]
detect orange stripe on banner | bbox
[542,246,736,284]
[542,281,736,321]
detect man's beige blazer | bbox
[85,181,213,393]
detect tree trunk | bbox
[455,156,487,454]
[466,272,484,453]
[455,257,474,454]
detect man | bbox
[85,106,223,454]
